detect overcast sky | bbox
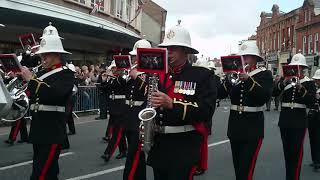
[152,0,302,59]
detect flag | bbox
[90,0,103,15]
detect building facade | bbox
[0,0,166,65]
[256,0,320,76]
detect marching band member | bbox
[145,21,217,180]
[123,39,151,180]
[276,53,316,180]
[218,41,273,180]
[100,61,128,162]
[4,117,29,145]
[20,23,75,180]
[308,69,320,172]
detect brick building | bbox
[256,4,299,75]
[256,0,320,76]
[296,0,320,74]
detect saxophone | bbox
[138,73,158,153]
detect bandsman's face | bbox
[167,46,185,65]
[315,79,320,86]
[242,55,257,66]
[39,53,60,69]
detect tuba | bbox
[0,64,41,122]
[138,73,158,153]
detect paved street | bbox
[0,102,319,180]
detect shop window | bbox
[110,0,116,15]
[91,0,104,11]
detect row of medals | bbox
[174,81,196,95]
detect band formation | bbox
[0,20,320,180]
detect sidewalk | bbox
[0,114,100,136]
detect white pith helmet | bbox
[238,41,264,62]
[129,39,152,55]
[40,22,63,39]
[35,23,71,54]
[312,69,320,80]
[289,53,308,67]
[158,20,199,54]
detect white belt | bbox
[125,100,144,107]
[109,95,126,100]
[30,104,66,112]
[230,105,264,112]
[282,103,306,109]
[158,125,195,134]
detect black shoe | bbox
[194,169,206,176]
[115,152,127,159]
[310,163,315,167]
[4,139,14,145]
[102,137,110,142]
[266,109,270,111]
[68,132,76,136]
[17,140,29,143]
[101,154,110,162]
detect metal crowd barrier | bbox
[73,86,100,113]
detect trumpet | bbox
[120,64,138,81]
[226,64,250,86]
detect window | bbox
[117,0,125,19]
[309,10,312,21]
[308,35,313,54]
[303,36,307,55]
[74,0,85,4]
[91,0,104,11]
[305,11,308,23]
[273,33,276,51]
[315,33,319,53]
[277,31,280,50]
[110,0,116,15]
[126,0,133,21]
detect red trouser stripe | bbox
[12,120,21,141]
[199,134,209,170]
[128,143,142,180]
[108,127,113,138]
[110,128,123,156]
[188,166,197,180]
[248,139,263,180]
[39,144,58,180]
[295,129,307,180]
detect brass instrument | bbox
[226,64,250,86]
[138,73,158,153]
[0,64,42,122]
[120,64,138,81]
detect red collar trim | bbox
[47,64,63,71]
[170,62,186,74]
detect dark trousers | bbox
[99,93,108,118]
[280,128,306,180]
[105,118,113,138]
[123,130,146,180]
[153,166,195,180]
[8,118,28,141]
[274,96,280,110]
[230,138,263,180]
[30,144,61,180]
[104,127,127,156]
[308,127,320,164]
